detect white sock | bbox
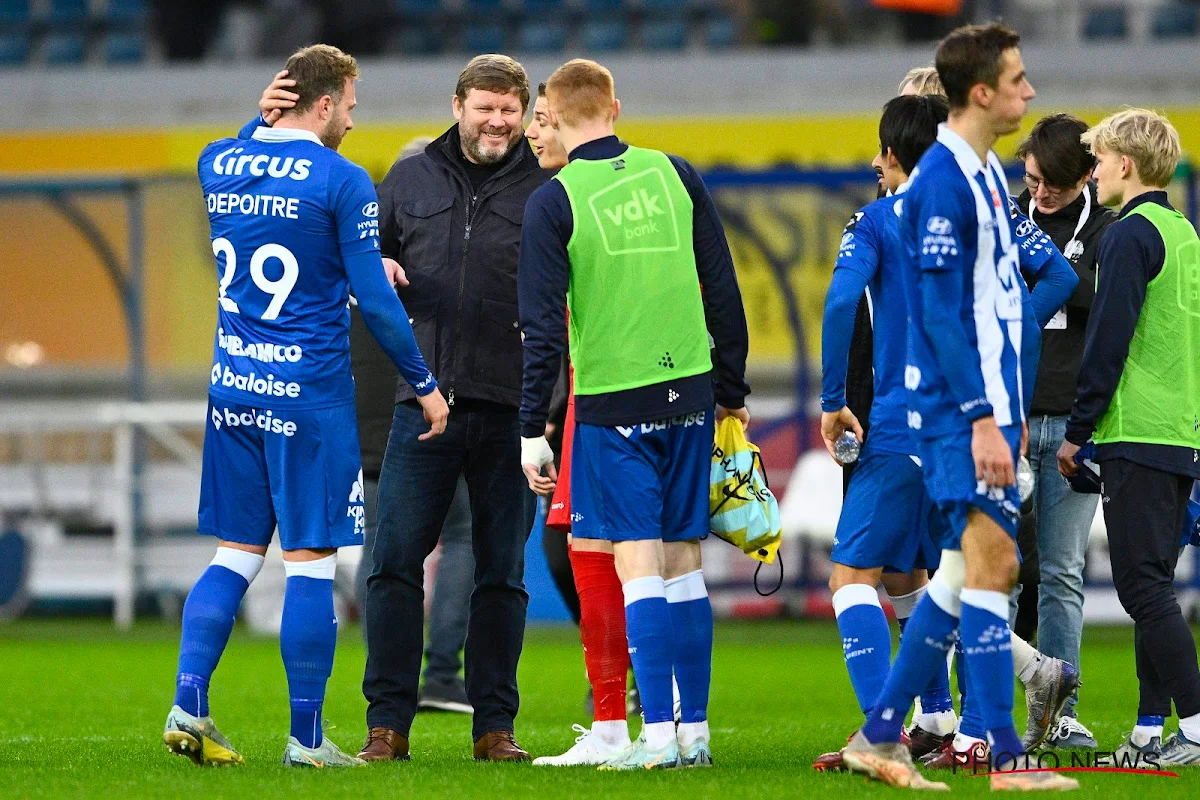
[211,546,265,583]
[642,720,676,751]
[1010,631,1041,683]
[953,730,986,751]
[888,587,925,620]
[1178,712,1200,743]
[592,719,630,748]
[913,709,958,737]
[1132,724,1164,747]
[678,720,710,749]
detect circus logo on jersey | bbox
[926,216,953,235]
[362,202,379,218]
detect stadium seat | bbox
[1151,3,1198,39]
[393,0,444,14]
[1082,5,1128,40]
[105,0,148,24]
[642,17,688,49]
[102,30,144,64]
[0,31,29,66]
[463,21,506,53]
[518,19,567,53]
[393,23,444,55]
[703,12,737,48]
[581,18,629,51]
[45,0,88,25]
[43,31,86,65]
[0,0,30,26]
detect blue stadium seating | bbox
[0,31,29,66]
[519,19,567,52]
[463,0,505,10]
[395,24,443,55]
[46,0,88,25]
[0,0,31,26]
[642,0,690,9]
[642,17,688,49]
[1082,5,1128,40]
[106,0,148,23]
[704,13,736,48]
[103,30,145,64]
[582,0,628,11]
[581,18,628,51]
[521,0,567,11]
[1151,3,1198,38]
[394,0,444,14]
[464,21,507,53]
[43,31,86,65]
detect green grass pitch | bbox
[1,619,1197,798]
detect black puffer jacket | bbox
[377,124,550,408]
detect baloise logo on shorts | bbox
[211,406,298,436]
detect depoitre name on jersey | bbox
[199,127,382,410]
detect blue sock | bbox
[834,584,892,716]
[960,589,1023,764]
[862,590,959,743]
[665,571,713,724]
[174,564,252,717]
[1137,715,1165,727]
[900,614,956,716]
[623,576,675,725]
[956,638,987,740]
[281,572,337,749]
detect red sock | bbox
[569,546,628,723]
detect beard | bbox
[460,121,520,165]
[320,115,348,151]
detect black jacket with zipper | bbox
[377,124,550,409]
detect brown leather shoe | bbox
[473,731,530,762]
[358,727,410,762]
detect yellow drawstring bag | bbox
[709,416,782,566]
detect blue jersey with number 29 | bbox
[199,127,383,410]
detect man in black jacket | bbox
[356,54,551,763]
[1010,113,1114,751]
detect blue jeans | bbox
[1015,414,1098,715]
[363,400,534,740]
[355,475,476,685]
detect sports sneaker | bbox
[680,738,712,767]
[533,724,626,766]
[1158,730,1200,766]
[1044,716,1098,750]
[282,735,368,768]
[598,734,681,771]
[1113,734,1163,769]
[990,769,1080,791]
[162,705,244,767]
[909,724,955,761]
[1021,658,1081,751]
[920,738,990,771]
[841,730,949,790]
[814,727,912,773]
[416,678,473,714]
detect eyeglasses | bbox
[1022,174,1067,194]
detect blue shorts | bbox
[917,424,1023,548]
[198,399,365,551]
[570,411,713,543]
[832,448,943,573]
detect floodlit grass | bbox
[1,620,1195,798]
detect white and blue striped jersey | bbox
[902,125,1025,436]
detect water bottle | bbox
[833,431,861,465]
[1017,456,1034,504]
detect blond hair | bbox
[1081,108,1181,188]
[456,54,531,111]
[899,66,945,100]
[284,44,359,115]
[545,59,615,127]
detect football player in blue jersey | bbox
[817,92,1080,774]
[162,45,448,769]
[840,25,1081,791]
